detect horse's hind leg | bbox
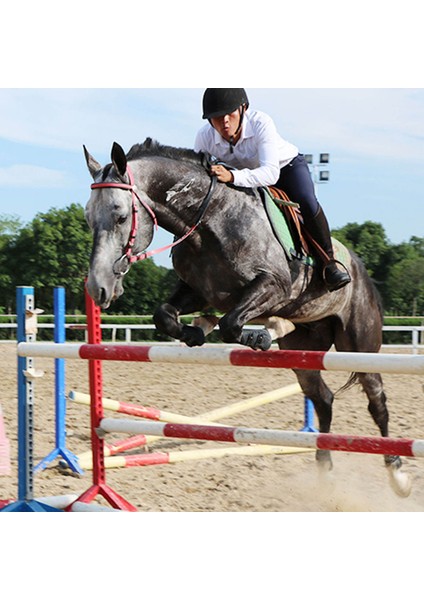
[293,368,335,470]
[355,372,412,497]
[334,313,412,497]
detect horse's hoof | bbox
[387,463,412,498]
[316,449,333,471]
[240,329,272,351]
[180,325,205,347]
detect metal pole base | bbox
[0,500,62,512]
[67,484,137,512]
[34,447,83,474]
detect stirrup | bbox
[322,259,351,292]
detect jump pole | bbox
[98,419,424,459]
[18,343,424,375]
[78,444,313,470]
[34,286,82,474]
[67,286,137,511]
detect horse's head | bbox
[84,142,155,308]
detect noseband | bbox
[90,165,216,276]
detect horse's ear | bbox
[111,142,127,177]
[83,145,102,179]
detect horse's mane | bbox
[126,137,202,167]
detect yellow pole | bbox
[79,443,313,470]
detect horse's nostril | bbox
[99,288,107,306]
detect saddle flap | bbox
[262,187,314,265]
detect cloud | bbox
[0,88,423,167]
[0,89,201,156]
[248,88,424,164]
[0,164,69,188]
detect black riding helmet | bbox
[202,88,249,119]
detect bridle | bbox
[90,165,216,276]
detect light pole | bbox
[304,153,330,195]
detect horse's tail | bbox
[335,372,360,396]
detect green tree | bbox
[384,237,424,314]
[0,214,24,312]
[112,259,178,314]
[386,256,424,314]
[331,221,390,282]
[0,214,23,237]
[409,236,424,257]
[7,204,92,312]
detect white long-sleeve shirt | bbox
[194,109,299,188]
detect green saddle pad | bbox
[262,188,350,268]
[262,188,314,266]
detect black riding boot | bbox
[305,205,351,292]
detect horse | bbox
[83,139,411,497]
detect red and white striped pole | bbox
[18,343,424,375]
[99,419,424,459]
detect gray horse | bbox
[84,139,411,497]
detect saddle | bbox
[263,186,337,266]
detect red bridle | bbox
[90,165,216,275]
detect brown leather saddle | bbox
[267,186,331,265]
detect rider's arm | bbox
[231,114,282,188]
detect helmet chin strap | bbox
[209,105,246,154]
[229,105,246,153]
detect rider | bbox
[194,88,351,292]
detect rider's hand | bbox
[210,165,234,184]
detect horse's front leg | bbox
[219,272,284,351]
[153,279,209,347]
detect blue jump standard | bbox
[34,287,82,474]
[0,287,60,512]
[1,287,66,512]
[301,397,318,433]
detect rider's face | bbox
[211,108,241,142]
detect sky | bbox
[0,87,423,268]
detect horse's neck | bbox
[133,158,174,200]
[135,157,211,235]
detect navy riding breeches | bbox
[274,154,319,221]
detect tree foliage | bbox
[332,223,424,314]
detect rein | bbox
[91,165,216,275]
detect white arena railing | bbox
[1,320,424,352]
